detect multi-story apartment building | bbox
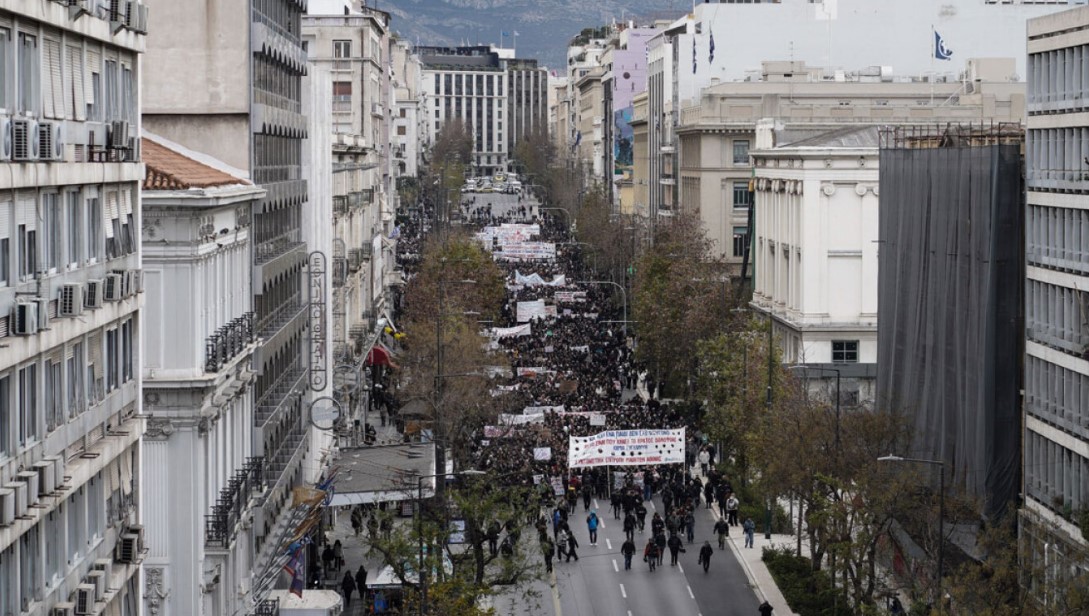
[646,31,674,225]
[574,66,605,178]
[419,45,546,176]
[629,90,650,219]
[601,25,658,212]
[1022,5,1089,592]
[0,3,147,615]
[142,0,313,600]
[684,58,1026,267]
[391,38,426,179]
[140,134,265,616]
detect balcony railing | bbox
[205,457,265,547]
[254,598,280,616]
[256,295,306,342]
[267,423,307,483]
[255,360,306,427]
[205,312,256,373]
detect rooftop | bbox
[326,443,437,507]
[142,137,250,191]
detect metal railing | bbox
[254,361,306,427]
[205,312,256,373]
[205,457,265,547]
[256,295,305,341]
[254,598,280,616]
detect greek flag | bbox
[709,32,715,64]
[934,31,953,61]
[692,35,697,74]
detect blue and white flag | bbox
[934,31,953,61]
[709,32,715,64]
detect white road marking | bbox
[678,563,685,573]
[612,559,619,573]
[606,538,613,550]
[650,501,656,511]
[620,583,627,599]
[687,586,695,599]
[594,499,600,510]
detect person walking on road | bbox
[684,510,696,544]
[698,541,714,573]
[611,492,622,519]
[667,533,685,565]
[698,448,711,475]
[566,529,580,562]
[743,517,756,548]
[556,529,569,561]
[621,537,636,570]
[758,600,774,615]
[623,512,635,542]
[714,518,730,549]
[354,566,367,601]
[541,537,555,574]
[340,571,356,609]
[586,510,600,546]
[635,503,647,532]
[654,532,667,566]
[581,482,593,511]
[644,539,659,572]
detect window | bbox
[19,523,38,610]
[103,59,117,121]
[397,125,406,136]
[106,328,118,391]
[832,340,859,363]
[732,226,749,258]
[733,139,750,164]
[66,191,81,267]
[0,27,11,110]
[86,195,102,262]
[399,108,406,118]
[44,355,61,433]
[0,375,9,457]
[0,200,9,286]
[733,181,752,209]
[333,40,351,58]
[67,342,84,419]
[18,363,37,446]
[17,32,38,114]
[121,320,133,383]
[41,193,60,273]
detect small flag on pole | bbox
[709,32,715,64]
[934,31,953,61]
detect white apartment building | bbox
[1022,5,1089,588]
[391,39,426,179]
[0,2,147,615]
[750,125,880,404]
[140,135,264,616]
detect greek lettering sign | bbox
[567,428,686,468]
[308,252,328,391]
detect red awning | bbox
[365,345,397,368]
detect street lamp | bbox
[417,469,486,615]
[576,280,627,337]
[878,455,945,614]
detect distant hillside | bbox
[374,0,685,69]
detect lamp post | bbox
[416,469,486,615]
[576,280,627,337]
[878,455,945,614]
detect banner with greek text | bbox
[567,428,686,468]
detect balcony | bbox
[371,102,384,117]
[333,195,348,216]
[267,422,307,484]
[254,359,306,428]
[256,295,306,342]
[205,457,265,547]
[205,312,256,373]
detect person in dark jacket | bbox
[667,533,685,565]
[643,539,659,572]
[340,571,357,608]
[623,512,636,541]
[698,541,714,573]
[621,538,636,570]
[354,565,367,600]
[541,537,555,574]
[565,530,580,562]
[654,532,667,566]
[758,600,774,615]
[714,518,730,549]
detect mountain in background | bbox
[372,0,686,69]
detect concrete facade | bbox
[140,135,265,616]
[0,2,147,615]
[679,58,1027,270]
[1022,4,1089,592]
[142,0,313,611]
[391,39,426,179]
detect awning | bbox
[365,344,398,368]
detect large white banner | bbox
[567,428,686,468]
[515,271,567,287]
[491,323,532,338]
[495,242,557,261]
[516,300,548,322]
[498,413,545,426]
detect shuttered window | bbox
[0,199,10,286]
[43,37,63,119]
[85,47,100,120]
[104,190,116,239]
[67,44,85,120]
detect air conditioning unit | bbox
[104,273,123,302]
[16,471,39,507]
[0,117,12,161]
[34,297,50,331]
[38,121,64,161]
[52,603,75,616]
[4,481,28,518]
[108,121,129,150]
[132,269,143,293]
[115,533,139,564]
[13,119,39,161]
[128,524,145,551]
[0,487,14,526]
[73,583,95,615]
[91,559,113,582]
[132,3,148,33]
[33,460,56,495]
[85,569,106,601]
[85,280,103,309]
[12,302,39,335]
[60,283,84,317]
[46,455,67,489]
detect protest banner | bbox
[524,405,564,415]
[516,300,548,322]
[533,447,552,461]
[491,323,532,338]
[567,428,686,468]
